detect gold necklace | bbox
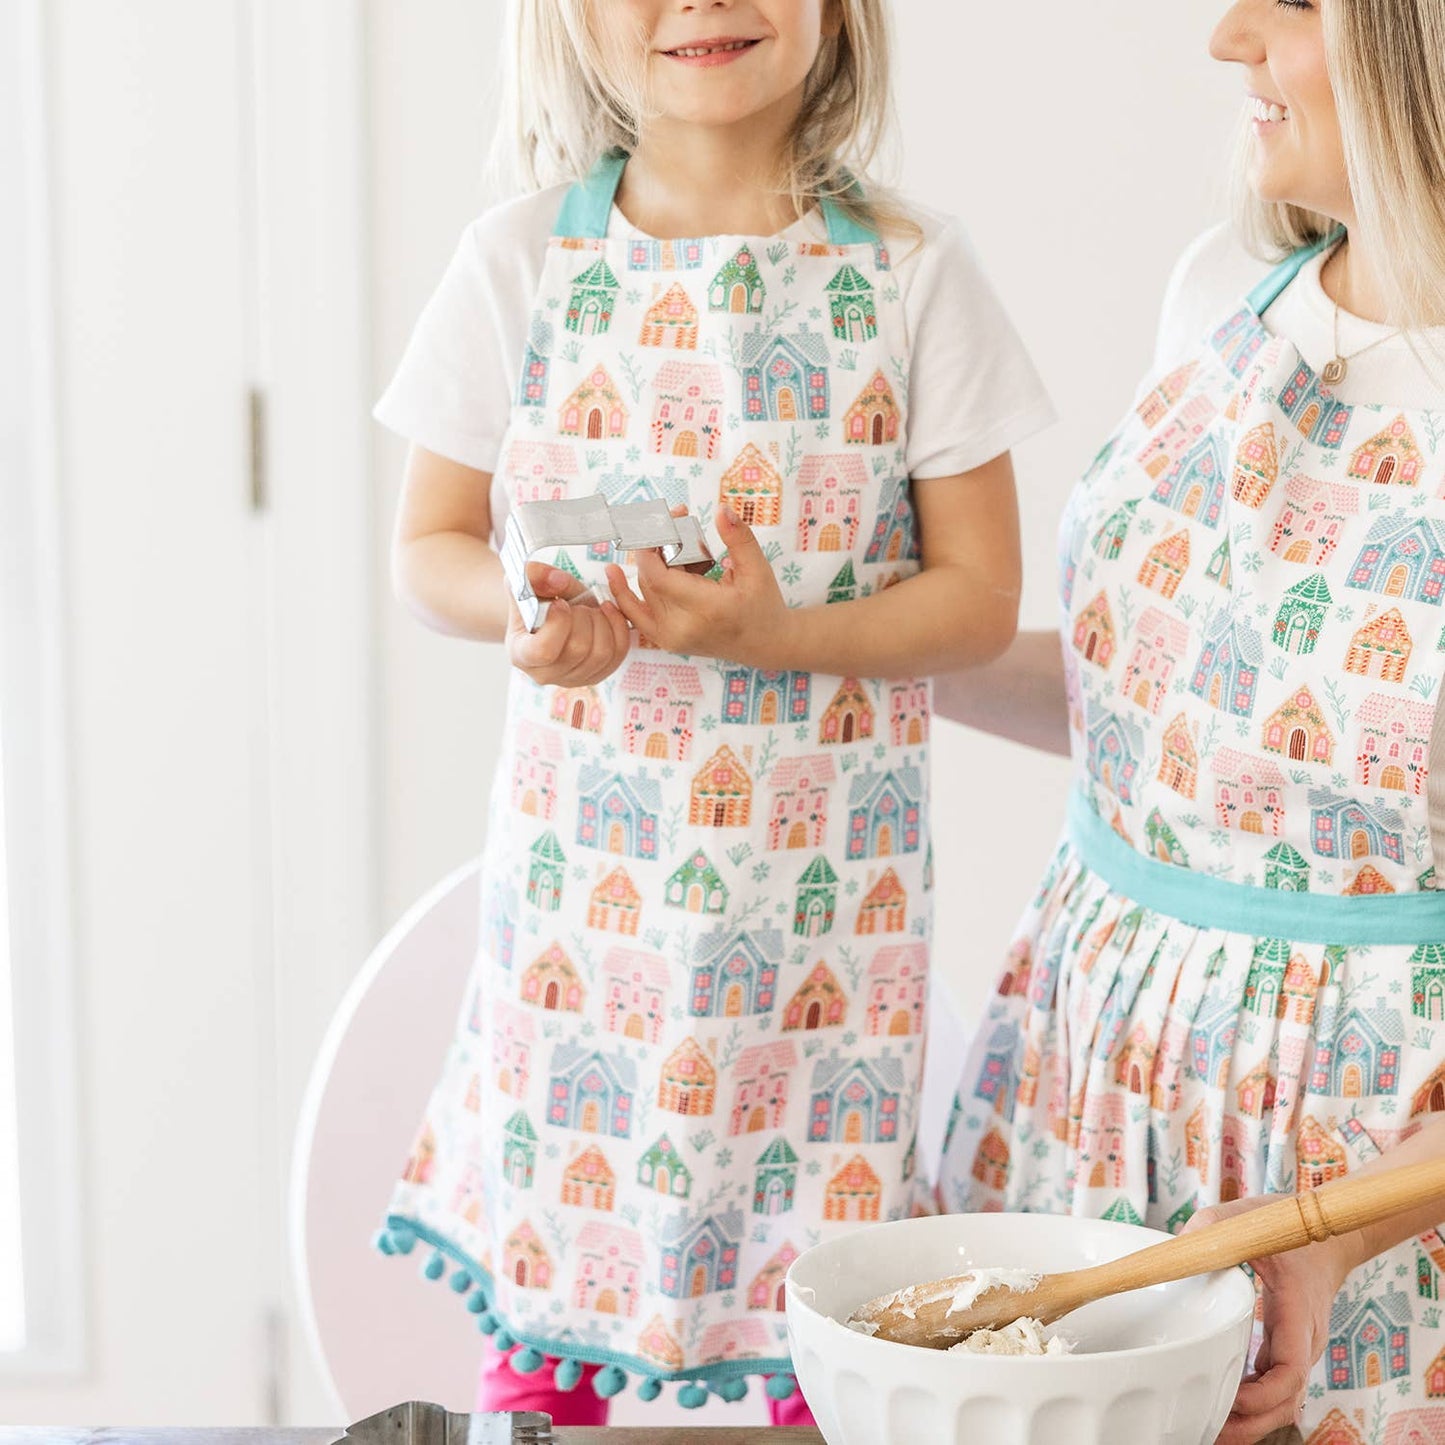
[1323,245,1403,385]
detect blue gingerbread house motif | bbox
[1347,513,1445,607]
[720,666,811,725]
[658,1209,742,1298]
[1085,709,1144,804]
[689,924,782,1018]
[483,877,519,970]
[1326,1288,1411,1390]
[972,1021,1019,1107]
[628,236,704,270]
[741,329,831,421]
[576,765,662,860]
[1154,434,1227,528]
[1210,305,1267,378]
[863,476,919,565]
[1278,362,1354,448]
[517,315,553,408]
[547,1043,638,1139]
[1309,999,1405,1097]
[1308,789,1404,865]
[846,766,923,860]
[1190,608,1264,716]
[1187,995,1238,1087]
[808,1051,904,1144]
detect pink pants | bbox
[478,1341,817,1428]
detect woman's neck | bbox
[1318,227,1393,326]
[616,93,806,238]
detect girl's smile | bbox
[658,35,766,66]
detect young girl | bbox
[373,0,1052,1424]
[936,1,1445,1441]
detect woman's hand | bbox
[605,506,793,666]
[1182,1195,1358,1444]
[506,562,632,687]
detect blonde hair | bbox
[1235,0,1445,328]
[491,0,917,240]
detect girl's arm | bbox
[606,451,1022,677]
[932,630,1072,758]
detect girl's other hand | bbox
[506,561,632,687]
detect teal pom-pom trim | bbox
[593,1364,628,1399]
[466,1288,489,1314]
[510,1346,547,1375]
[716,1378,748,1403]
[390,1227,417,1255]
[492,1330,516,1352]
[635,1377,663,1402]
[374,1230,396,1256]
[477,1313,500,1335]
[553,1358,585,1392]
[677,1383,709,1409]
[765,1374,798,1401]
[423,1251,446,1281]
[449,1269,472,1294]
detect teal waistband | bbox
[1068,789,1445,947]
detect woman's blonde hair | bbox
[1235,0,1445,327]
[491,0,916,239]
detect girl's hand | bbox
[605,505,792,665]
[506,562,632,688]
[1182,1195,1358,1444]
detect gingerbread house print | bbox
[666,850,729,915]
[512,721,563,819]
[1092,500,1138,561]
[517,318,552,408]
[565,258,619,336]
[1122,607,1190,714]
[1151,1015,1190,1112]
[826,264,877,342]
[1411,944,1445,1021]
[1349,414,1424,488]
[1138,531,1191,599]
[972,1127,1011,1191]
[560,365,627,440]
[628,237,704,270]
[503,1110,538,1189]
[503,1222,553,1290]
[551,683,604,733]
[492,1003,534,1098]
[1087,710,1143,804]
[1305,1408,1365,1445]
[573,1222,643,1320]
[1073,591,1116,668]
[843,370,899,445]
[1184,1102,1211,1182]
[718,442,783,526]
[1262,686,1334,765]
[1135,361,1198,427]
[997,940,1033,999]
[753,1137,799,1216]
[1189,997,1237,1089]
[576,765,661,858]
[729,1040,798,1135]
[1264,841,1310,893]
[506,440,580,503]
[1269,473,1358,565]
[659,1038,716,1116]
[587,865,642,935]
[651,360,723,458]
[846,766,923,858]
[521,942,586,1013]
[1415,1064,1445,1117]
[1140,395,1217,482]
[818,677,873,746]
[1243,937,1289,1015]
[1418,1245,1441,1302]
[748,1240,799,1309]
[1345,607,1413,682]
[689,745,753,828]
[797,454,866,552]
[1273,572,1333,656]
[783,962,847,1032]
[1356,693,1432,794]
[1158,713,1199,798]
[1144,809,1189,866]
[793,855,838,937]
[767,754,836,849]
[600,947,669,1043]
[888,681,929,747]
[1113,1026,1156,1095]
[1079,1091,1127,1189]
[1233,1060,1278,1121]
[1309,789,1404,865]
[620,661,702,762]
[700,1317,773,1365]
[1213,748,1286,835]
[639,281,699,350]
[1344,864,1396,895]
[659,1210,742,1299]
[562,1145,616,1211]
[1278,362,1354,446]
[1207,535,1232,586]
[1347,513,1445,605]
[721,667,811,725]
[1218,1114,1249,1202]
[1154,433,1227,528]
[1192,609,1263,716]
[403,1121,436,1185]
[1280,952,1324,1025]
[824,1154,882,1222]
[689,924,781,1018]
[856,868,907,934]
[1210,305,1267,376]
[809,1052,903,1144]
[547,1043,636,1138]
[709,245,764,313]
[742,330,830,421]
[1311,1001,1404,1097]
[866,943,927,1037]
[633,1318,686,1379]
[863,476,917,563]
[527,831,567,913]
[1326,1289,1411,1390]
[828,559,858,603]
[638,1134,692,1199]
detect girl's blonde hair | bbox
[1235,0,1445,327]
[492,0,916,239]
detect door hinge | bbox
[248,387,268,513]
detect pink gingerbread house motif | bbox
[729,1039,798,1135]
[451,1162,485,1227]
[1212,748,1286,836]
[1137,393,1216,479]
[512,720,564,820]
[1269,473,1358,565]
[748,1241,799,1312]
[520,942,586,1013]
[819,677,874,746]
[620,661,704,762]
[1151,1014,1190,1112]
[888,680,929,747]
[1356,693,1432,795]
[573,1221,643,1317]
[560,366,628,440]
[1073,591,1116,669]
[503,1222,553,1290]
[699,1317,771,1364]
[600,946,670,1045]
[492,1003,536,1098]
[1219,1115,1249,1201]
[865,942,927,1037]
[1113,1025,1156,1096]
[651,361,724,460]
[506,440,580,503]
[1234,1062,1277,1120]
[1184,1103,1210,1184]
[1122,608,1190,715]
[1079,1091,1127,1189]
[766,754,836,850]
[1136,361,1199,428]
[796,454,866,552]
[1263,687,1335,766]
[551,684,605,734]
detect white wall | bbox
[370,2,1240,1031]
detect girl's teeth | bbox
[673,40,752,57]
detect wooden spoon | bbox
[852,1156,1445,1350]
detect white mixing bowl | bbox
[786,1212,1256,1445]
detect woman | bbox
[936,3,1445,1441]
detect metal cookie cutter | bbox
[501,496,714,632]
[334,1401,553,1445]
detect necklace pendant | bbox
[1321,356,1348,386]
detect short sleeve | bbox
[902,218,1055,479]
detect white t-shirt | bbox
[1155,224,1445,880]
[374,183,1056,545]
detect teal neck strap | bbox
[553,150,880,246]
[1246,226,1346,317]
